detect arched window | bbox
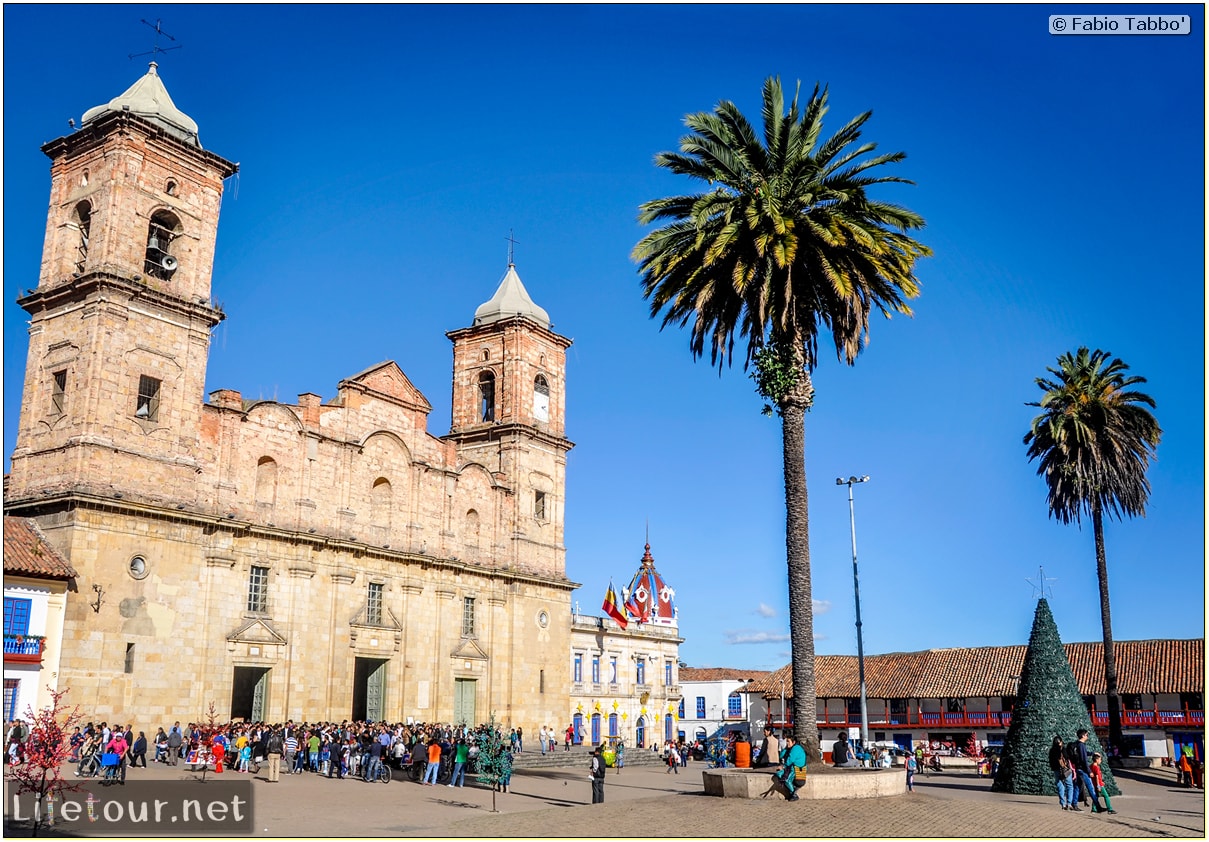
[590,713,601,745]
[465,509,480,547]
[478,371,495,422]
[72,201,91,275]
[608,713,618,737]
[533,374,550,422]
[371,477,392,528]
[255,457,277,506]
[727,692,743,718]
[145,209,182,280]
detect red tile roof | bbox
[3,517,78,580]
[679,667,771,683]
[748,639,1203,699]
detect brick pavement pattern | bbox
[25,759,1201,838]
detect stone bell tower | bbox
[8,62,238,506]
[445,263,573,576]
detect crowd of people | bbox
[9,717,519,789]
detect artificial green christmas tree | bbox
[992,598,1119,796]
[474,714,513,812]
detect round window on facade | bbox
[537,609,550,629]
[128,555,148,580]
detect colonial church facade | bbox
[6,64,578,727]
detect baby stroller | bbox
[100,751,122,784]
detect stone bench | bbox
[702,767,907,799]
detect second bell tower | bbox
[446,263,573,575]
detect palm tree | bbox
[1024,347,1161,751]
[633,77,929,758]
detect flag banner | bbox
[602,582,628,629]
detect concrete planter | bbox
[702,767,907,799]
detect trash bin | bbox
[734,740,751,768]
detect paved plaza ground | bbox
[6,756,1204,837]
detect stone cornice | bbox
[41,111,238,179]
[4,491,581,593]
[443,422,574,453]
[18,269,225,328]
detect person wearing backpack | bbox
[1048,735,1077,810]
[266,726,284,782]
[589,743,607,803]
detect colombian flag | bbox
[602,581,628,629]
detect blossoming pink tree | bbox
[7,687,82,836]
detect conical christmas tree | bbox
[992,598,1119,796]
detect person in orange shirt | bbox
[422,737,442,785]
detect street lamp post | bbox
[780,676,786,738]
[837,474,871,755]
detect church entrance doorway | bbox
[636,716,646,748]
[353,657,388,722]
[453,678,477,726]
[230,667,269,722]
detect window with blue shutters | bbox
[4,598,31,636]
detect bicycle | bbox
[364,760,390,783]
[75,753,100,778]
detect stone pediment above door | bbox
[349,605,402,652]
[451,637,489,661]
[227,617,288,646]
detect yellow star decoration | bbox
[612,701,619,712]
[621,712,628,721]
[593,701,601,712]
[576,702,584,713]
[640,707,647,716]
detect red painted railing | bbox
[1090,709,1204,728]
[770,707,1204,730]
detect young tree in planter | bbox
[6,687,82,836]
[474,715,512,813]
[992,599,1119,796]
[192,701,221,783]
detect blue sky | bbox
[4,5,1204,671]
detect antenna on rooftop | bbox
[129,18,183,61]
[505,229,519,266]
[1025,565,1057,600]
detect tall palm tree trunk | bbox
[1093,503,1123,750]
[782,369,819,760]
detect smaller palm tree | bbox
[1023,347,1161,751]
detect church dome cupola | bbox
[81,62,201,147]
[473,263,551,330]
[622,543,677,626]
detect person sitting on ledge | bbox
[832,732,859,767]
